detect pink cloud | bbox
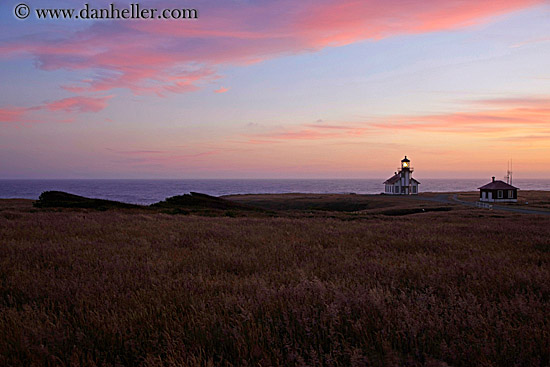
[0,95,112,124]
[45,95,113,113]
[264,129,341,140]
[107,148,223,168]
[510,36,550,48]
[214,87,229,94]
[247,124,370,143]
[294,0,541,47]
[107,149,166,156]
[0,107,28,123]
[0,0,542,96]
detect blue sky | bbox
[1,0,549,178]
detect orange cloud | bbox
[472,97,550,107]
[370,97,550,134]
[245,96,550,143]
[497,134,550,142]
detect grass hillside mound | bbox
[33,191,262,216]
[33,191,140,210]
[32,191,457,218]
[151,192,261,212]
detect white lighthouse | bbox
[383,156,420,195]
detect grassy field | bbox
[0,194,549,366]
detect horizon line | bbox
[1,177,549,181]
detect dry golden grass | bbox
[224,193,456,215]
[0,196,549,366]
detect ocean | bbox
[0,179,548,205]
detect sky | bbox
[1,0,549,179]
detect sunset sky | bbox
[1,0,549,179]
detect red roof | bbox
[384,173,400,184]
[384,174,420,185]
[478,180,518,190]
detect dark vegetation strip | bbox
[32,191,456,217]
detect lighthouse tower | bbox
[401,156,411,194]
[383,156,420,195]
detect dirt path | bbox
[415,194,550,216]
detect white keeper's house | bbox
[383,156,420,195]
[478,177,518,203]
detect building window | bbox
[498,190,503,198]
[508,190,513,198]
[412,186,416,193]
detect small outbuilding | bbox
[478,177,518,203]
[383,156,420,195]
